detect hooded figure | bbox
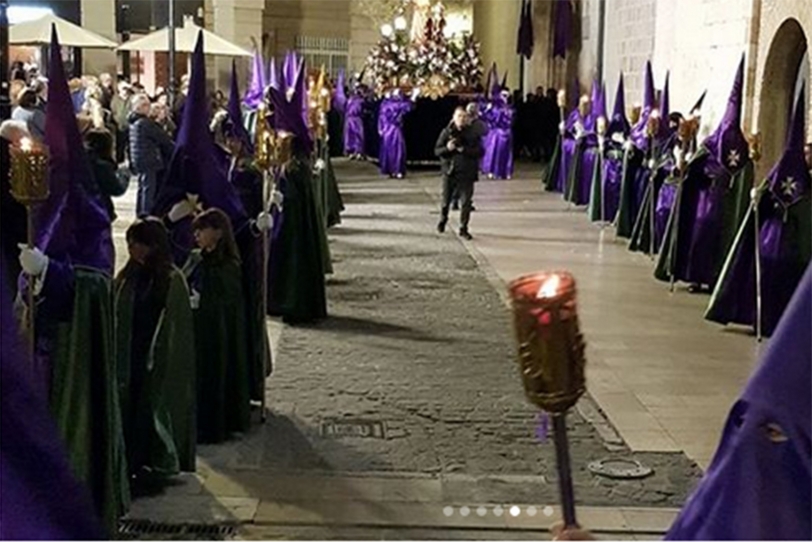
[266,57,328,324]
[667,264,812,539]
[0,253,105,540]
[16,27,129,531]
[328,69,347,157]
[616,61,656,238]
[705,85,811,336]
[481,88,515,180]
[629,71,678,255]
[544,77,585,194]
[243,47,266,110]
[566,79,603,206]
[344,79,367,159]
[378,89,413,178]
[655,55,753,290]
[589,74,629,222]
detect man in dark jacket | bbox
[129,94,174,217]
[436,107,483,240]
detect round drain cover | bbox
[588,458,653,479]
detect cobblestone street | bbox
[120,160,707,539]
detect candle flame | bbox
[20,137,32,152]
[537,274,561,299]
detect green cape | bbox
[183,250,251,443]
[543,134,562,192]
[615,146,640,238]
[50,268,130,531]
[312,139,334,274]
[655,147,753,283]
[114,267,197,474]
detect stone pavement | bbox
[113,159,721,539]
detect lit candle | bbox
[20,137,33,152]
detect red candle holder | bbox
[508,271,586,414]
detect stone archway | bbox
[757,18,809,177]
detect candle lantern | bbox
[9,137,50,356]
[508,271,586,528]
[596,116,607,138]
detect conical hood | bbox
[702,55,748,172]
[766,84,810,207]
[243,47,266,109]
[629,61,656,150]
[226,59,253,153]
[35,25,113,273]
[267,58,313,155]
[586,78,600,130]
[268,57,279,91]
[691,90,708,115]
[608,72,630,135]
[334,68,347,114]
[485,62,497,97]
[283,51,299,92]
[500,70,509,90]
[490,64,501,99]
[595,82,607,122]
[154,31,246,225]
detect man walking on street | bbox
[129,94,175,217]
[436,107,483,240]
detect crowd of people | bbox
[1,35,338,537]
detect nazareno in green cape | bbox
[114,266,197,475]
[183,248,251,443]
[49,268,130,531]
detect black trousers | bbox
[441,175,475,229]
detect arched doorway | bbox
[758,18,809,177]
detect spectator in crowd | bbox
[128,93,175,217]
[11,87,47,142]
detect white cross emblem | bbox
[727,150,741,168]
[781,177,798,198]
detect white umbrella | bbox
[118,18,251,57]
[10,13,117,48]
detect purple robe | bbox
[597,150,623,220]
[344,96,366,155]
[655,179,678,247]
[667,264,812,540]
[481,102,514,179]
[378,97,411,177]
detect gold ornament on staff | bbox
[9,137,50,358]
[509,271,586,529]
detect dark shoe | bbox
[470,204,476,211]
[437,219,447,233]
[451,201,460,211]
[459,228,473,241]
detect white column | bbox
[81,0,117,75]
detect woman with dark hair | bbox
[183,208,251,443]
[84,129,129,220]
[114,218,196,478]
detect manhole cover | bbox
[588,458,654,480]
[321,419,387,439]
[118,520,237,540]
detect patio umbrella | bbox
[117,17,250,57]
[10,13,117,48]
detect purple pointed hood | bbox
[484,62,497,97]
[267,57,279,91]
[666,264,812,540]
[594,82,607,126]
[35,25,113,273]
[334,69,347,115]
[500,70,509,91]
[226,59,253,154]
[630,61,656,150]
[267,59,313,156]
[243,47,266,109]
[607,73,630,135]
[154,32,246,225]
[766,84,810,208]
[702,55,749,173]
[585,78,601,131]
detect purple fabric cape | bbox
[553,0,572,59]
[516,0,534,59]
[377,96,411,177]
[668,263,812,540]
[243,48,266,109]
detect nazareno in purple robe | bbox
[556,108,586,193]
[344,95,366,156]
[667,264,812,540]
[378,95,412,177]
[0,255,104,540]
[481,98,514,179]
